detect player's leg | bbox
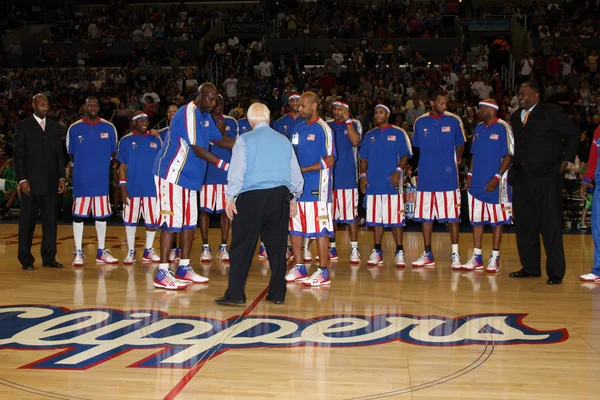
[462,192,484,271]
[581,186,600,282]
[286,201,309,282]
[71,197,92,266]
[390,193,406,268]
[485,201,511,273]
[174,187,208,284]
[366,195,383,266]
[92,195,117,264]
[141,197,160,262]
[446,189,462,269]
[392,227,405,267]
[303,202,333,287]
[413,191,435,267]
[123,197,140,265]
[199,184,214,261]
[218,212,231,261]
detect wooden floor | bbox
[0,224,599,400]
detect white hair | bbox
[247,103,271,126]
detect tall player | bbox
[359,104,412,267]
[67,97,118,266]
[285,92,335,287]
[199,95,238,262]
[412,91,466,269]
[117,112,162,264]
[158,103,181,262]
[328,100,362,263]
[462,99,513,273]
[153,83,235,289]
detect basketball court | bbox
[0,224,598,399]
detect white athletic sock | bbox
[159,263,169,271]
[203,244,210,248]
[125,226,136,251]
[96,220,107,249]
[451,244,459,254]
[145,230,156,249]
[474,248,482,255]
[329,241,336,249]
[492,250,500,257]
[304,238,310,249]
[73,222,84,251]
[261,241,265,246]
[350,241,358,249]
[180,259,190,266]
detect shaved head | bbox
[299,92,319,120]
[32,93,49,119]
[197,82,218,113]
[33,93,48,105]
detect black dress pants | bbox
[512,173,566,279]
[18,193,58,266]
[225,186,290,302]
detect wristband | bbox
[345,119,353,125]
[494,173,502,181]
[216,159,230,171]
[119,180,127,186]
[359,172,367,180]
[320,158,328,169]
[467,172,472,178]
[396,166,403,173]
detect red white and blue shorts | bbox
[123,197,159,228]
[72,196,112,219]
[199,184,227,213]
[155,177,197,232]
[366,193,405,227]
[467,192,512,226]
[413,189,461,223]
[333,188,359,224]
[289,201,334,238]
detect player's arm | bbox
[466,156,474,189]
[190,144,230,170]
[300,155,334,173]
[118,162,130,204]
[213,135,235,150]
[359,158,369,194]
[342,108,360,147]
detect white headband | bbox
[332,101,349,109]
[289,94,301,100]
[132,113,149,121]
[375,104,390,114]
[479,101,499,110]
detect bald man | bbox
[14,94,66,270]
[462,99,514,273]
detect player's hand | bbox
[389,171,401,187]
[580,182,593,199]
[359,176,368,194]
[466,175,472,190]
[290,200,298,218]
[342,107,350,121]
[217,120,227,135]
[58,179,66,194]
[485,178,499,192]
[120,186,130,205]
[226,199,238,220]
[19,181,30,195]
[150,129,160,138]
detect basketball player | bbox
[328,100,362,263]
[462,99,514,273]
[67,97,118,266]
[152,83,235,289]
[157,103,181,262]
[274,92,305,140]
[580,122,600,283]
[285,92,335,287]
[199,95,238,262]
[359,104,412,267]
[412,91,466,268]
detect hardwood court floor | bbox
[0,224,598,400]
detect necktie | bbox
[41,119,45,131]
[522,110,530,126]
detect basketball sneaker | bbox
[200,246,212,262]
[123,249,136,265]
[303,247,313,262]
[461,254,483,271]
[143,248,160,262]
[153,268,187,290]
[96,249,118,264]
[169,248,181,262]
[450,253,462,269]
[285,264,308,282]
[175,264,209,283]
[412,251,435,267]
[302,268,331,287]
[486,255,500,273]
[258,244,268,260]
[367,249,383,266]
[218,245,230,262]
[72,250,85,267]
[395,250,406,268]
[350,248,361,264]
[580,273,600,282]
[315,248,339,261]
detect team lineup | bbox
[65,82,514,290]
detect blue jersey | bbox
[274,113,306,140]
[152,101,223,191]
[413,112,466,192]
[66,118,117,197]
[158,126,169,143]
[292,118,335,202]
[359,125,412,195]
[117,131,162,198]
[204,115,238,185]
[329,119,362,190]
[469,119,514,204]
[238,118,274,136]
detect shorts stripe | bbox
[365,194,405,227]
[73,196,111,219]
[413,190,461,223]
[290,201,333,237]
[468,192,512,226]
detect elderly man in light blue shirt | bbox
[215,103,303,306]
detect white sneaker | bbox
[200,246,212,262]
[285,264,309,282]
[367,249,383,266]
[168,269,188,284]
[350,248,361,264]
[154,268,187,290]
[143,248,161,262]
[412,251,435,267]
[96,249,118,264]
[175,264,209,283]
[450,252,461,269]
[73,250,85,267]
[486,255,500,273]
[303,247,313,262]
[580,273,600,282]
[169,248,181,262]
[218,246,230,262]
[395,250,406,268]
[461,254,483,271]
[123,249,136,265]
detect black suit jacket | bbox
[13,116,66,195]
[508,102,579,183]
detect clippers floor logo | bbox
[0,306,568,370]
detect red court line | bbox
[163,285,270,400]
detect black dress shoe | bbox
[266,295,285,305]
[22,263,35,270]
[547,277,563,285]
[509,269,542,278]
[43,260,64,269]
[214,297,246,306]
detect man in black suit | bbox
[508,83,579,285]
[13,94,66,270]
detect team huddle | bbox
[66,82,513,290]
